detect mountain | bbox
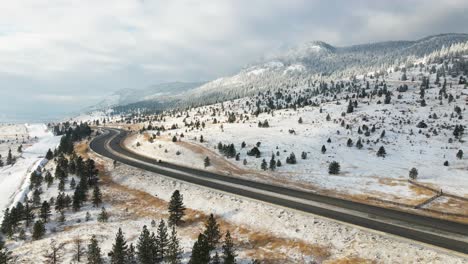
[90,81,205,110]
[106,33,468,112]
[177,33,468,107]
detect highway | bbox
[90,128,468,255]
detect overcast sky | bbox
[0,0,467,122]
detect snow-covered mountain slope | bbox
[175,33,468,107]
[90,81,205,110]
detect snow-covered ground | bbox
[0,124,61,218]
[119,61,467,214]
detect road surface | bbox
[90,128,468,255]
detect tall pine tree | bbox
[168,190,185,226]
[110,228,128,264]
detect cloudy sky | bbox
[0,0,467,122]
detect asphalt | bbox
[90,128,468,255]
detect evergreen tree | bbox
[204,157,211,168]
[168,190,186,226]
[167,226,182,264]
[87,235,103,264]
[211,252,221,264]
[110,228,128,264]
[189,234,210,264]
[156,220,169,261]
[24,201,35,227]
[346,138,353,147]
[377,146,387,157]
[260,159,267,170]
[456,149,464,159]
[92,185,103,207]
[328,161,340,175]
[32,220,46,240]
[127,243,137,264]
[222,231,236,264]
[409,168,418,180]
[45,149,54,160]
[136,226,153,264]
[6,149,13,166]
[356,138,363,149]
[203,214,221,251]
[40,201,51,223]
[97,207,108,222]
[321,145,327,154]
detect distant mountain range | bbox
[94,33,468,113]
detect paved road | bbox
[90,128,468,254]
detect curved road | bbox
[90,128,468,255]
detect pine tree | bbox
[32,220,46,240]
[409,168,418,180]
[70,178,76,189]
[92,185,103,207]
[212,252,221,264]
[456,149,464,159]
[0,239,12,264]
[137,226,153,264]
[356,138,363,149]
[46,149,54,160]
[127,243,137,264]
[377,146,387,157]
[321,145,327,154]
[167,226,182,264]
[24,201,35,227]
[347,138,353,147]
[156,220,169,261]
[168,190,186,226]
[298,117,303,124]
[260,159,267,170]
[328,161,340,175]
[189,234,210,264]
[110,228,128,264]
[222,231,236,264]
[203,214,221,251]
[87,235,103,264]
[6,149,13,166]
[204,157,211,168]
[97,207,108,222]
[40,201,51,223]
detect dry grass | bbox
[75,141,90,159]
[324,257,376,264]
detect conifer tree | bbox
[110,228,128,264]
[456,149,464,159]
[189,234,210,264]
[356,138,363,149]
[328,161,340,175]
[203,214,221,251]
[156,220,169,261]
[87,235,102,264]
[260,159,267,170]
[168,190,186,226]
[409,168,418,180]
[137,226,153,264]
[97,207,108,222]
[204,157,211,168]
[222,231,236,264]
[127,243,137,264]
[46,149,54,160]
[6,149,13,166]
[167,226,182,264]
[212,252,221,264]
[24,201,35,227]
[377,146,387,157]
[40,201,51,223]
[321,145,327,154]
[32,220,46,240]
[92,185,103,207]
